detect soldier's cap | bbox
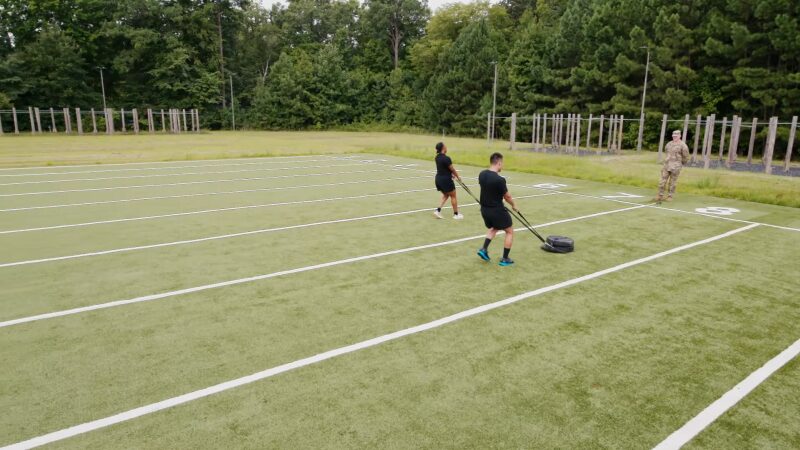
[672,130,681,136]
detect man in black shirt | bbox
[433,142,464,220]
[477,152,518,266]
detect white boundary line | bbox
[0,154,322,172]
[0,158,336,178]
[349,158,800,235]
[654,335,800,449]
[0,177,429,235]
[0,172,424,211]
[0,163,365,186]
[1,190,553,268]
[0,204,645,329]
[0,223,758,449]
[0,165,406,199]
[514,184,800,233]
[0,168,416,199]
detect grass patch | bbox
[377,145,800,208]
[0,131,797,207]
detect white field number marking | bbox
[602,192,644,199]
[533,183,568,189]
[695,207,740,216]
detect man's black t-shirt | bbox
[435,153,453,177]
[478,169,507,208]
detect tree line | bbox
[1,0,798,145]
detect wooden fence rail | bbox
[503,112,798,174]
[0,107,201,136]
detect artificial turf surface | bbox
[0,153,798,448]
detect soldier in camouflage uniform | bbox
[655,130,690,201]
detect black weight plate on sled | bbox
[546,235,574,248]
[542,235,574,253]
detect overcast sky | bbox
[258,0,487,12]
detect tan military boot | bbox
[652,195,663,202]
[665,196,673,202]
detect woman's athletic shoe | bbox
[433,210,443,219]
[477,248,490,261]
[453,213,464,220]
[499,257,515,267]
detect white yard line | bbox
[0,204,645,329]
[0,167,405,198]
[0,172,425,211]
[0,223,758,450]
[513,184,800,233]
[0,154,322,173]
[0,177,429,235]
[0,158,336,178]
[653,336,800,450]
[346,158,800,234]
[0,163,364,186]
[1,189,550,268]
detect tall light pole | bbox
[491,61,498,142]
[636,46,650,152]
[229,74,235,131]
[98,67,107,111]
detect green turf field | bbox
[0,150,798,449]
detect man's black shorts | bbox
[435,175,455,193]
[481,206,512,230]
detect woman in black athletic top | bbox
[433,142,463,220]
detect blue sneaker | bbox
[477,248,490,261]
[499,258,515,267]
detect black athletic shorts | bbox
[435,175,455,193]
[481,206,512,230]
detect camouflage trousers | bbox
[658,166,682,197]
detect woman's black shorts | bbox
[435,175,455,193]
[481,207,513,230]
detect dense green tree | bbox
[0,26,96,107]
[362,0,430,70]
[0,92,12,109]
[250,48,316,129]
[423,19,499,135]
[0,0,798,142]
[229,3,282,107]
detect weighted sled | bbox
[542,235,574,253]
